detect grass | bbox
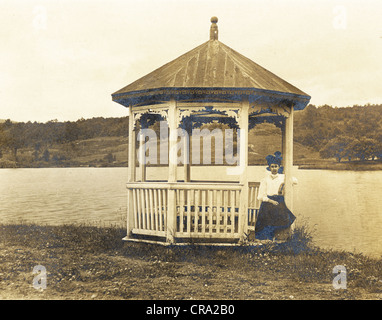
[0,222,381,300]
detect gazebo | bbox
[112,17,311,244]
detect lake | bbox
[0,167,381,258]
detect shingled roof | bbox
[112,17,310,109]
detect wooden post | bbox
[126,105,136,239]
[138,124,146,182]
[238,100,249,242]
[183,124,191,182]
[167,99,178,242]
[168,100,178,183]
[281,120,286,169]
[128,106,136,183]
[284,106,294,211]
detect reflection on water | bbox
[0,167,381,258]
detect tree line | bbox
[294,103,382,162]
[0,117,128,165]
[0,103,381,166]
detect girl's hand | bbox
[270,200,279,206]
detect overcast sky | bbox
[1,0,381,123]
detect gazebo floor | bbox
[122,232,289,246]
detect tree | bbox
[42,149,50,162]
[0,125,8,158]
[300,132,323,152]
[33,142,41,161]
[64,121,79,142]
[349,137,379,161]
[6,123,26,161]
[104,152,116,163]
[319,135,354,162]
[375,142,382,160]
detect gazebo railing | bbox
[248,182,261,231]
[175,184,242,239]
[127,181,261,242]
[130,184,169,237]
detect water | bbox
[293,169,382,258]
[0,167,381,258]
[0,168,128,227]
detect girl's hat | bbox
[266,151,283,173]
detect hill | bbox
[0,103,381,169]
[0,124,318,168]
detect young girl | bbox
[255,151,296,240]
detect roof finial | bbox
[210,16,218,40]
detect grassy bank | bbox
[0,223,381,300]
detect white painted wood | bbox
[138,131,146,182]
[128,106,136,183]
[223,190,228,234]
[126,182,261,240]
[136,189,142,229]
[143,189,147,229]
[208,190,213,235]
[201,190,206,236]
[132,188,138,229]
[132,229,167,237]
[126,106,136,239]
[284,107,294,211]
[238,101,249,241]
[179,189,185,233]
[153,188,159,231]
[194,189,199,233]
[183,126,191,182]
[149,189,154,230]
[230,190,235,234]
[168,99,178,183]
[166,99,178,242]
[163,188,167,231]
[158,188,163,231]
[281,121,286,169]
[186,189,191,235]
[127,181,242,191]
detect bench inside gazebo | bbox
[112,17,310,245]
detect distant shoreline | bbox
[1,162,382,171]
[297,160,382,171]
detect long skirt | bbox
[255,195,296,240]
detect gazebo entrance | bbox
[112,17,310,244]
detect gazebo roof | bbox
[112,17,310,110]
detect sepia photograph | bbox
[1,0,381,309]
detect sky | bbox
[0,0,381,123]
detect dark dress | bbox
[255,195,296,240]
